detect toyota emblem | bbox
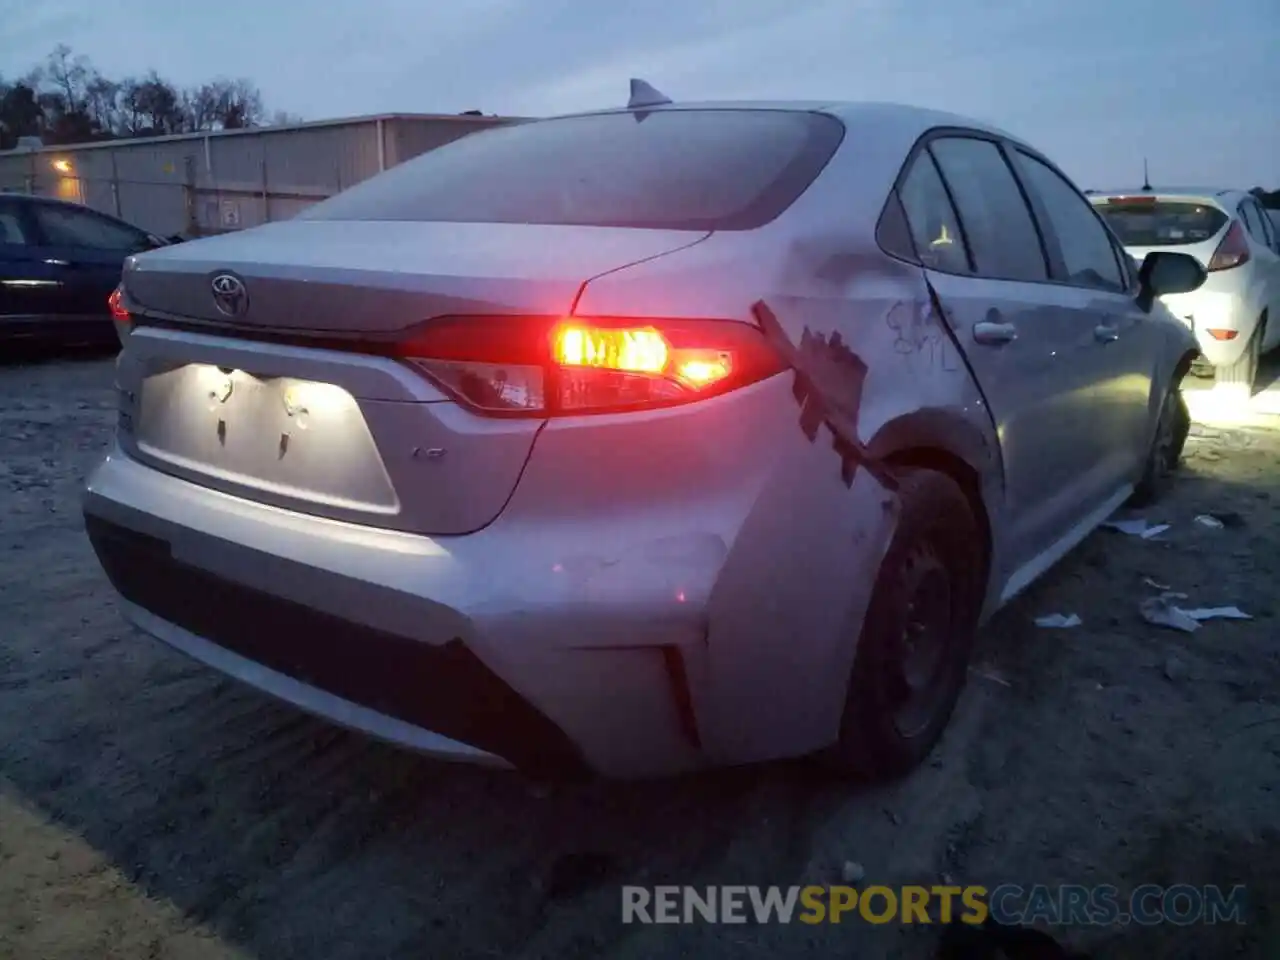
[210,273,248,318]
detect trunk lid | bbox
[123,219,709,333]
[115,220,709,535]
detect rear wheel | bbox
[1130,381,1189,507]
[823,468,983,780]
[1215,319,1262,393]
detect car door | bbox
[1007,146,1157,495]
[27,201,153,322]
[898,134,1115,587]
[0,197,73,335]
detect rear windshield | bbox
[300,109,845,231]
[1092,198,1228,247]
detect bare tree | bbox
[83,74,121,134]
[183,83,222,131]
[119,72,185,135]
[0,80,45,148]
[212,78,265,129]
[4,46,277,144]
[43,44,90,114]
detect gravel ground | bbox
[2,353,1278,960]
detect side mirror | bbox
[1137,251,1207,311]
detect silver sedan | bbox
[84,96,1205,780]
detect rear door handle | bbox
[972,321,1018,345]
[1094,324,1120,343]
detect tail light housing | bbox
[1207,222,1250,272]
[398,316,785,417]
[107,285,129,322]
[107,284,131,345]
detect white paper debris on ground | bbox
[841,861,866,884]
[1035,613,1082,628]
[969,666,1012,688]
[1194,514,1225,529]
[1143,577,1172,591]
[1183,606,1252,621]
[1140,592,1202,633]
[1186,425,1226,441]
[1140,592,1252,632]
[1103,518,1170,539]
[1104,519,1150,536]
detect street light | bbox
[52,158,73,174]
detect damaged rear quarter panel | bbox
[575,221,1002,763]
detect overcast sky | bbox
[2,0,1276,189]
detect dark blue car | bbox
[0,193,179,347]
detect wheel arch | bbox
[865,411,997,600]
[1173,346,1198,384]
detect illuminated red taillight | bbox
[108,284,130,323]
[397,316,784,416]
[1207,222,1250,272]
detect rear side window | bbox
[1238,201,1269,246]
[1256,204,1276,246]
[928,137,1048,282]
[301,110,845,231]
[897,152,971,274]
[1093,198,1227,247]
[33,203,150,253]
[1011,150,1125,292]
[0,199,31,245]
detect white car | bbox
[1092,189,1280,389]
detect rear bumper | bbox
[83,369,898,779]
[1160,281,1262,368]
[86,511,582,776]
[83,451,712,778]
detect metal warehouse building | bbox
[0,113,520,238]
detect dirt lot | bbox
[2,354,1278,960]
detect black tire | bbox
[823,468,983,780]
[1130,382,1189,507]
[1215,321,1261,392]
